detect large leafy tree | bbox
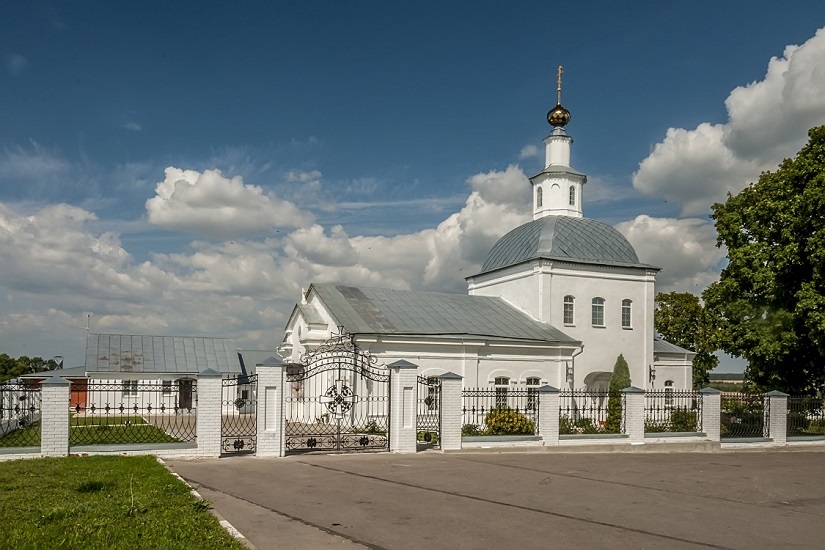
[654,291,719,388]
[703,126,825,394]
[0,354,61,383]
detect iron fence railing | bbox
[70,381,197,446]
[0,382,42,447]
[559,390,624,434]
[645,390,702,433]
[720,393,768,439]
[461,388,539,436]
[787,396,825,437]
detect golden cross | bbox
[556,65,563,104]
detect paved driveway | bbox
[167,449,825,550]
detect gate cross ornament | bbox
[320,380,359,419]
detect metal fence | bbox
[70,381,197,446]
[720,393,768,439]
[559,390,624,434]
[645,390,702,433]
[787,396,825,437]
[0,382,42,447]
[461,388,539,436]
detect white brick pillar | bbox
[40,375,70,457]
[765,390,788,446]
[196,368,223,458]
[438,372,463,451]
[256,363,285,457]
[699,387,721,442]
[388,360,417,453]
[537,385,560,445]
[622,386,645,443]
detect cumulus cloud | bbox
[4,54,27,75]
[616,215,726,293]
[146,167,313,239]
[633,27,825,215]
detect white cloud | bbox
[4,54,27,76]
[0,142,70,180]
[616,215,726,293]
[146,167,313,239]
[633,27,825,216]
[124,121,142,132]
[285,169,322,184]
[519,144,539,159]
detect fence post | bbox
[765,390,788,446]
[699,387,721,442]
[40,375,70,457]
[196,368,223,458]
[388,360,418,453]
[256,362,285,457]
[537,385,560,445]
[438,372,463,451]
[622,386,645,443]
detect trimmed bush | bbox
[605,354,631,434]
[484,408,535,435]
[461,424,482,436]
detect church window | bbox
[494,376,509,408]
[536,187,543,208]
[622,299,632,328]
[563,295,575,325]
[526,377,540,410]
[591,298,605,327]
[664,380,674,405]
[569,185,576,206]
[121,380,138,397]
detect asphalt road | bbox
[167,449,825,550]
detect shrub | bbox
[560,415,602,434]
[461,424,482,436]
[484,408,535,435]
[605,354,631,434]
[669,408,698,432]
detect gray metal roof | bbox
[654,337,697,356]
[237,349,284,376]
[85,334,242,374]
[310,284,579,344]
[478,216,658,275]
[21,365,87,379]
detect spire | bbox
[547,65,571,127]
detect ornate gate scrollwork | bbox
[417,375,441,448]
[221,374,257,454]
[285,332,390,454]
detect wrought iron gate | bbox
[285,332,390,454]
[221,374,257,454]
[417,376,441,448]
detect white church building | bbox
[280,76,694,393]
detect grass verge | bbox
[0,455,245,549]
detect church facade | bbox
[280,78,694,392]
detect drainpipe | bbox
[569,344,584,390]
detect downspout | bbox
[569,344,584,390]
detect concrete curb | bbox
[156,457,255,549]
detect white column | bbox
[537,385,560,445]
[196,368,222,458]
[765,391,788,446]
[388,360,417,454]
[40,376,70,457]
[256,363,285,457]
[622,386,645,443]
[699,388,721,442]
[438,372,463,451]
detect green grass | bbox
[0,455,245,549]
[1,419,185,447]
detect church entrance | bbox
[284,332,390,455]
[417,375,441,449]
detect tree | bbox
[703,126,825,395]
[605,354,631,433]
[654,291,719,388]
[0,354,61,383]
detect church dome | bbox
[547,103,571,127]
[480,216,649,274]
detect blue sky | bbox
[2,2,824,369]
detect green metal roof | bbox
[310,284,578,344]
[478,216,658,275]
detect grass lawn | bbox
[1,419,184,447]
[0,455,245,549]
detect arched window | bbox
[569,185,576,206]
[494,376,509,408]
[563,295,575,325]
[536,186,543,208]
[526,377,541,410]
[591,297,605,327]
[664,380,674,405]
[622,299,632,328]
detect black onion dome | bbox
[480,216,654,274]
[547,103,571,127]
